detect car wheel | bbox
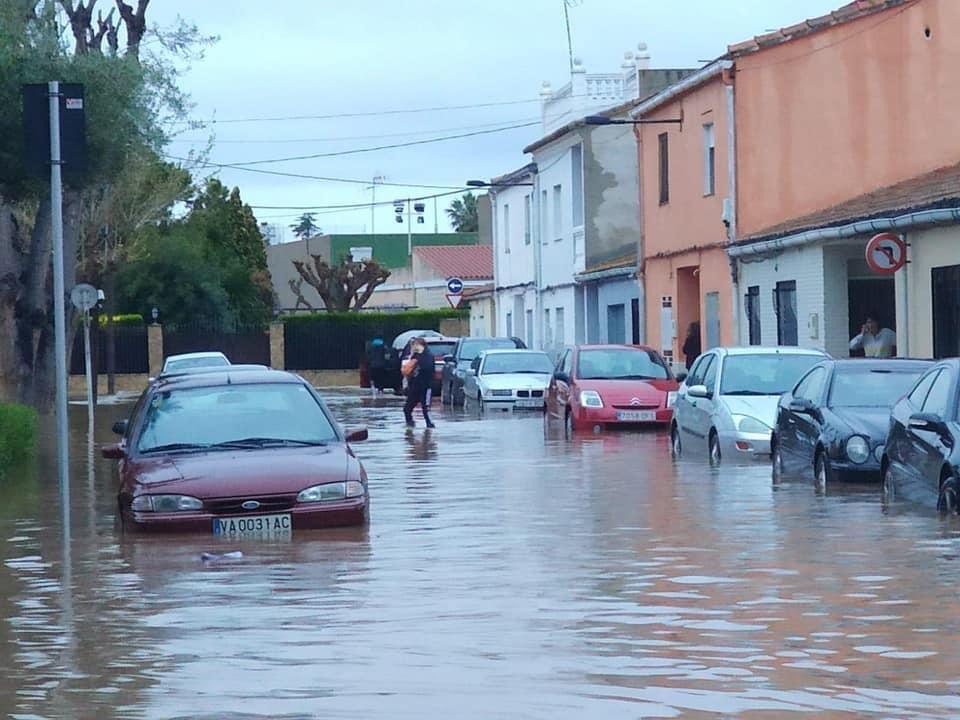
[880,459,895,506]
[708,431,721,467]
[772,441,784,483]
[814,450,832,492]
[477,392,484,413]
[670,424,682,459]
[564,408,574,438]
[937,473,960,515]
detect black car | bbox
[441,336,526,407]
[883,358,960,514]
[773,358,931,486]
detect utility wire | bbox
[247,187,471,212]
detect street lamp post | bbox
[584,114,684,126]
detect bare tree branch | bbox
[292,255,390,312]
[116,0,148,57]
[59,0,97,53]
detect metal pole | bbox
[83,311,94,423]
[49,80,70,503]
[371,181,376,235]
[407,198,412,257]
[433,196,439,233]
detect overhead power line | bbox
[247,187,472,212]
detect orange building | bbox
[635,62,736,370]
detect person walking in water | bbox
[403,337,436,428]
[682,322,701,370]
[366,332,387,396]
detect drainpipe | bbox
[724,67,740,346]
[634,124,647,344]
[533,170,543,349]
[895,231,910,356]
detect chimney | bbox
[571,57,587,113]
[635,42,651,71]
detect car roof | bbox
[424,336,458,343]
[164,351,229,361]
[480,348,547,356]
[714,346,829,357]
[576,344,659,352]
[158,363,269,379]
[829,358,933,372]
[153,368,302,391]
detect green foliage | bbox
[290,212,320,241]
[446,193,479,233]
[283,308,466,329]
[97,313,144,327]
[0,402,38,473]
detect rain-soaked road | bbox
[2,389,960,719]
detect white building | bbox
[490,48,693,356]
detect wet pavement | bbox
[2,389,960,718]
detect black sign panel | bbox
[22,83,88,183]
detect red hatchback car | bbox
[102,369,370,535]
[545,345,679,433]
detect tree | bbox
[0,1,212,408]
[291,254,390,311]
[446,192,478,232]
[290,212,320,240]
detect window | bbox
[908,369,938,408]
[922,369,954,418]
[720,353,823,396]
[794,366,827,402]
[658,132,669,205]
[502,203,510,254]
[523,195,531,245]
[702,355,718,394]
[571,144,584,227]
[505,312,513,338]
[555,307,565,346]
[540,189,548,244]
[555,349,569,374]
[703,122,716,196]
[553,184,562,241]
[746,286,761,345]
[830,368,927,408]
[686,353,709,386]
[774,281,798,346]
[562,348,574,376]
[606,304,626,344]
[631,299,640,344]
[525,309,534,347]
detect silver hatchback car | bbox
[671,346,829,465]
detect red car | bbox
[545,344,679,433]
[102,369,369,534]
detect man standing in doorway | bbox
[849,315,897,358]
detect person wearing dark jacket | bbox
[682,322,701,371]
[403,337,436,428]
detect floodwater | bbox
[2,390,960,719]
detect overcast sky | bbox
[150,1,840,240]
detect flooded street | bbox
[2,390,960,719]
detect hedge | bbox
[0,403,38,473]
[282,308,468,370]
[98,313,144,327]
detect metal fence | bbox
[70,323,148,375]
[163,321,271,366]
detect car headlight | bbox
[489,389,512,397]
[733,415,770,434]
[131,494,203,512]
[846,436,870,464]
[297,481,364,503]
[667,391,678,408]
[580,390,603,408]
[874,445,884,462]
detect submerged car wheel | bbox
[565,408,574,438]
[814,450,832,492]
[937,474,960,515]
[708,431,721,467]
[670,424,682,459]
[880,459,895,506]
[772,441,784,482]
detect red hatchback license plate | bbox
[616,410,656,422]
[213,513,292,537]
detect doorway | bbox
[932,264,960,359]
[676,266,701,354]
[848,277,895,357]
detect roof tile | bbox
[413,244,493,280]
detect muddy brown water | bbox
[1,389,959,718]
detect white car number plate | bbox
[616,410,656,422]
[213,513,292,537]
[515,398,542,408]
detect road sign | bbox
[865,232,906,275]
[446,294,463,309]
[70,282,98,311]
[446,277,464,295]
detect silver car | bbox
[463,349,553,411]
[671,346,829,464]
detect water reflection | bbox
[0,391,959,718]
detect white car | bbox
[161,351,231,377]
[671,346,829,465]
[464,349,554,411]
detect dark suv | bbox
[441,336,526,407]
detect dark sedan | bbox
[773,358,931,487]
[102,368,370,534]
[883,359,960,514]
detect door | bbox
[607,304,626,344]
[674,353,704,436]
[525,309,534,349]
[631,299,641,344]
[678,353,715,449]
[704,291,721,350]
[464,356,482,400]
[890,368,938,482]
[774,281,798,346]
[689,353,719,448]
[909,368,954,495]
[785,365,828,468]
[932,265,960,359]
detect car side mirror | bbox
[345,427,369,443]
[789,398,818,416]
[112,419,128,436]
[148,376,156,384]
[908,412,948,436]
[101,443,125,460]
[675,371,688,383]
[554,371,570,384]
[688,384,710,399]
[467,368,476,376]
[443,354,455,363]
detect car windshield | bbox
[577,348,669,380]
[481,352,553,375]
[720,354,824,396]
[164,356,228,373]
[460,338,516,361]
[427,342,456,358]
[136,383,337,453]
[829,368,925,408]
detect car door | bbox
[909,367,955,494]
[547,348,571,419]
[694,354,720,446]
[787,365,829,466]
[889,368,939,481]
[464,355,482,400]
[443,339,461,394]
[675,354,707,440]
